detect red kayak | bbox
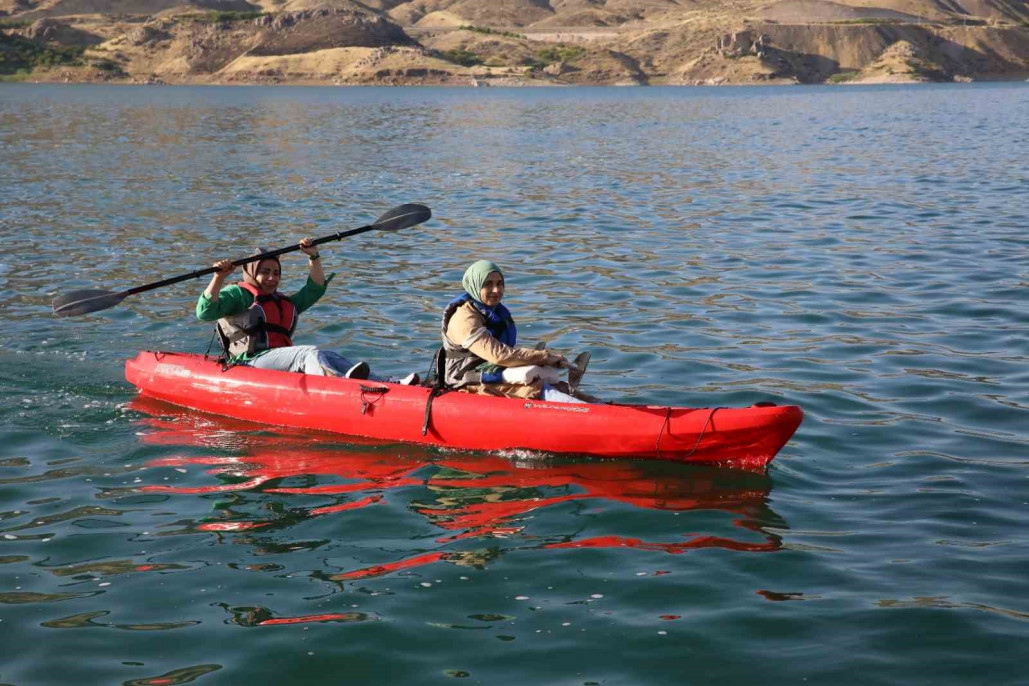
[125,351,803,467]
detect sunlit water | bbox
[1,83,1027,685]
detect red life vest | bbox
[238,282,297,349]
[216,283,298,358]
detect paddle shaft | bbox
[52,203,431,317]
[118,224,376,299]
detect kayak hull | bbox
[125,352,803,467]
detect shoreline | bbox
[5,73,1028,86]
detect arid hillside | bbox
[2,0,1027,84]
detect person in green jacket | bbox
[196,238,371,379]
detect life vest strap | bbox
[223,325,262,344]
[262,323,293,337]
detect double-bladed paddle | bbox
[52,203,432,317]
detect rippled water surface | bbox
[1,83,1027,685]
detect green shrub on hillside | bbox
[435,48,483,67]
[91,58,125,75]
[0,19,33,29]
[180,11,267,24]
[523,45,586,69]
[0,32,85,75]
[827,71,860,83]
[459,25,526,39]
[535,45,586,64]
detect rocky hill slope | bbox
[2,0,1027,84]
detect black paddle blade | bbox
[568,351,591,394]
[52,289,127,317]
[372,203,431,232]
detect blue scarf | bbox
[448,294,516,346]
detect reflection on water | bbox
[129,398,783,583]
[123,664,223,686]
[41,610,201,631]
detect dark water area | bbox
[1,83,1027,685]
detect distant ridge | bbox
[2,0,1027,85]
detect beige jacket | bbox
[445,301,551,399]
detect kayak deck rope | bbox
[654,407,673,458]
[201,330,239,371]
[656,406,721,459]
[203,329,219,360]
[359,385,389,415]
[422,346,451,436]
[422,386,448,435]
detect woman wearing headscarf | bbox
[196,238,372,379]
[442,260,585,402]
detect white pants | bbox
[541,383,586,404]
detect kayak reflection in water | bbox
[441,260,595,403]
[197,239,376,379]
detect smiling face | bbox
[479,271,504,307]
[252,259,281,294]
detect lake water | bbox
[1,83,1027,685]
